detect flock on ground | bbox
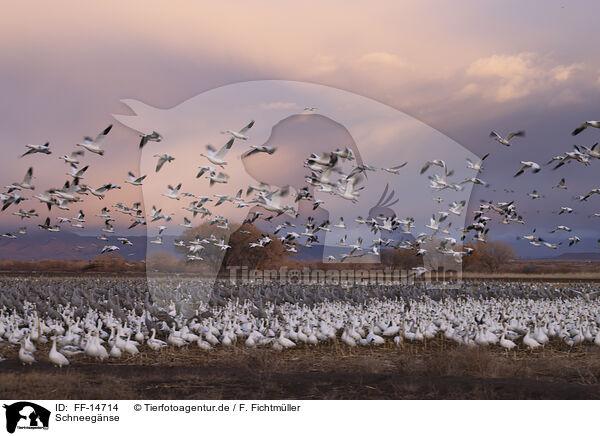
[0,277,599,367]
[2,110,600,272]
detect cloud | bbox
[464,53,582,102]
[259,102,298,110]
[357,52,408,69]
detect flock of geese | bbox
[0,277,599,367]
[2,109,600,271]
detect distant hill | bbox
[552,252,600,260]
[0,230,148,261]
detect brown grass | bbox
[2,337,600,399]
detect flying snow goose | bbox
[221,120,255,140]
[76,124,112,155]
[125,172,147,186]
[489,130,525,146]
[21,142,51,157]
[59,150,84,165]
[466,153,489,171]
[153,153,175,172]
[201,138,234,166]
[571,120,600,136]
[513,161,541,177]
[139,131,162,148]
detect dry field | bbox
[2,339,600,400]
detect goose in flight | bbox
[549,225,571,233]
[466,153,489,171]
[581,188,600,201]
[38,217,60,232]
[139,131,162,148]
[571,120,600,136]
[162,183,182,200]
[201,138,234,166]
[101,245,120,254]
[381,162,408,174]
[420,160,446,175]
[207,172,229,186]
[21,142,51,157]
[252,187,293,215]
[196,165,217,179]
[553,178,567,190]
[244,144,276,157]
[12,208,37,219]
[221,120,255,140]
[153,153,175,172]
[542,241,560,249]
[59,150,84,165]
[33,191,56,210]
[304,106,318,111]
[461,176,488,186]
[527,190,542,199]
[337,173,364,202]
[448,200,466,216]
[568,236,581,246]
[518,229,537,241]
[76,124,112,155]
[513,161,541,177]
[12,167,35,190]
[66,163,89,181]
[125,172,147,186]
[489,130,525,146]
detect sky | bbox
[1,1,599,257]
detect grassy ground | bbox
[1,339,600,399]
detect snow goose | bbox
[514,161,541,177]
[201,138,234,166]
[221,120,255,140]
[489,130,525,146]
[19,340,35,365]
[21,142,51,157]
[153,153,175,172]
[76,125,112,155]
[571,120,600,136]
[139,131,162,148]
[49,337,69,367]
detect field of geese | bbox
[0,276,599,368]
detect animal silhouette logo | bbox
[114,80,479,308]
[3,402,50,433]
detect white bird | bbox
[49,336,69,367]
[12,167,35,190]
[125,172,147,186]
[21,142,51,157]
[466,153,489,171]
[420,160,446,174]
[76,125,112,155]
[201,138,234,167]
[490,130,525,146]
[101,245,120,254]
[162,183,182,200]
[572,120,600,136]
[244,144,276,157]
[19,340,35,365]
[153,153,175,172]
[221,120,255,140]
[59,150,84,165]
[381,162,408,174]
[139,131,162,148]
[514,161,541,177]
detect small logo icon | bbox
[3,402,50,434]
